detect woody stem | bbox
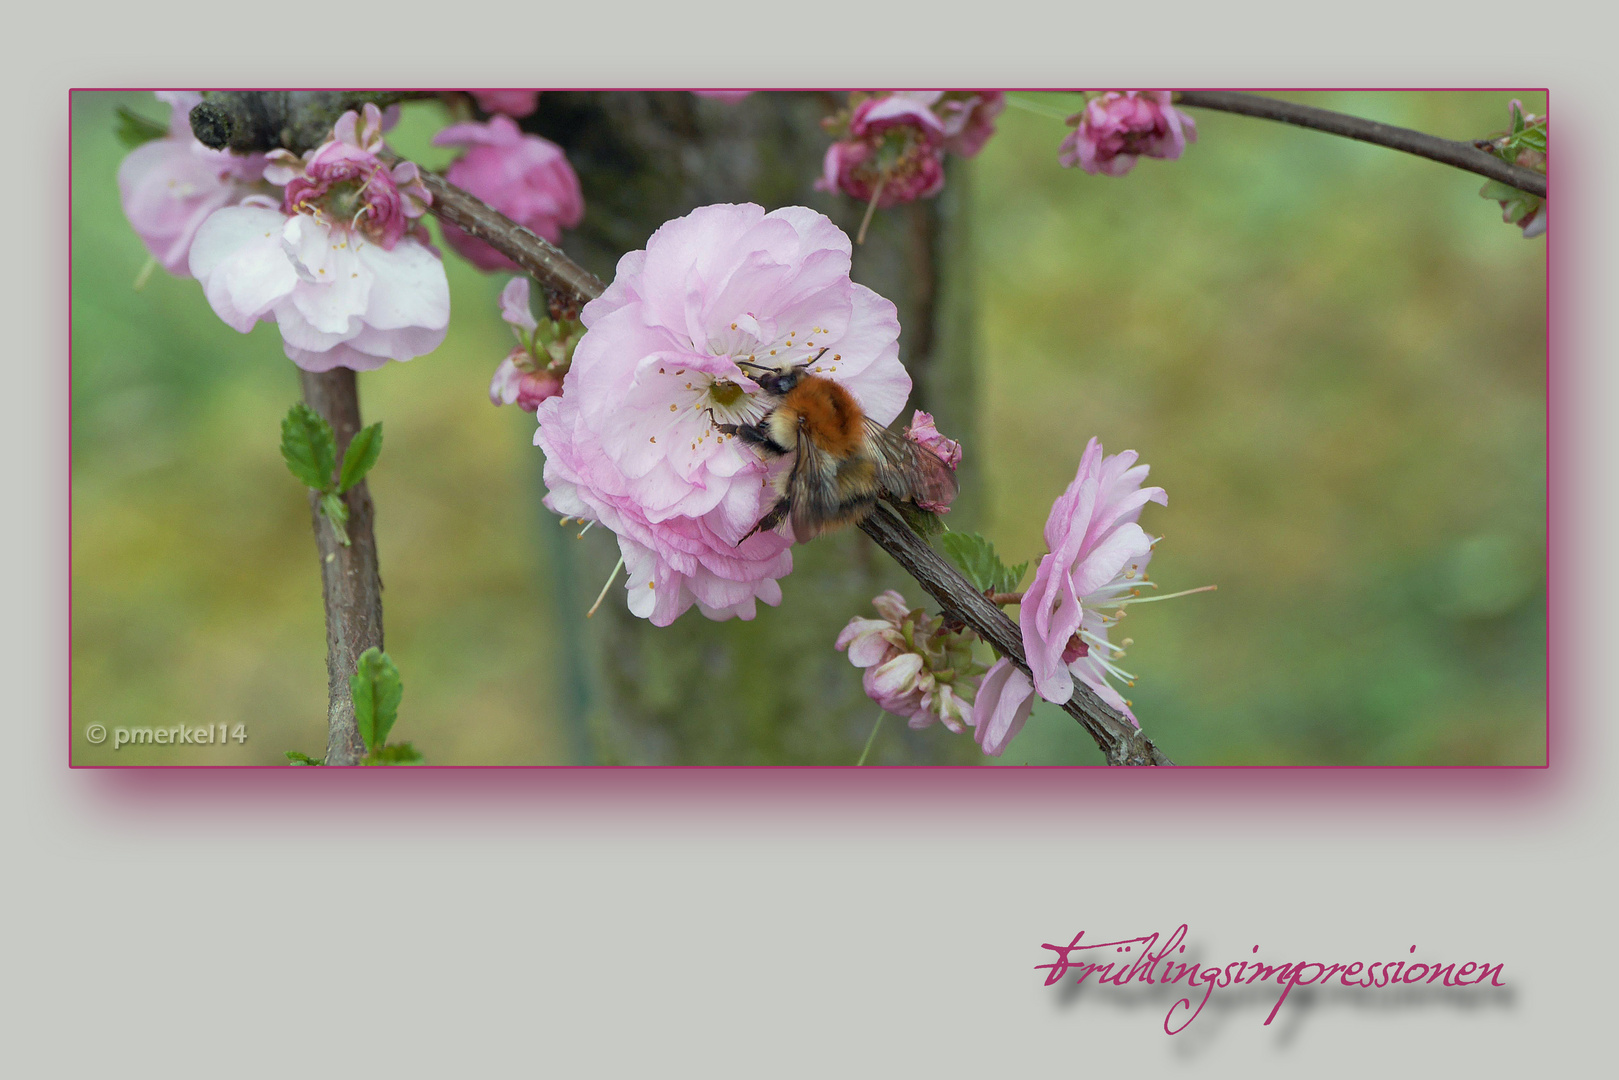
[1173,91,1546,198]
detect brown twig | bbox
[1174,91,1546,199]
[299,368,383,765]
[859,508,1172,766]
[411,164,1171,765]
[412,169,606,307]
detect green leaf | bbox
[1006,561,1030,591]
[337,422,383,494]
[940,532,1026,595]
[281,404,338,492]
[320,492,351,546]
[115,106,170,149]
[895,502,945,538]
[361,742,425,766]
[285,750,325,766]
[349,648,403,753]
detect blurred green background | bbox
[70,91,1545,766]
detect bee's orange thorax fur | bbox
[779,376,864,456]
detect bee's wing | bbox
[786,428,844,544]
[863,418,958,508]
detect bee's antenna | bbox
[735,360,773,373]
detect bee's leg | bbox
[737,497,789,545]
[703,408,781,454]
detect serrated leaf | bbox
[361,742,425,766]
[337,422,383,494]
[115,106,170,150]
[940,532,1026,595]
[1006,561,1030,591]
[281,404,338,492]
[349,648,403,753]
[285,750,325,766]
[320,492,351,546]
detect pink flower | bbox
[188,104,449,372]
[534,202,911,626]
[692,91,753,103]
[904,410,962,471]
[433,116,585,271]
[889,90,1005,158]
[817,94,947,209]
[850,95,947,143]
[1058,91,1197,177]
[278,106,428,250]
[1020,438,1167,724]
[836,590,980,732]
[935,91,1005,158]
[117,91,272,276]
[491,359,563,410]
[470,90,539,117]
[971,658,1036,757]
[490,277,567,411]
[901,410,961,514]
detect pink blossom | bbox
[692,91,753,103]
[490,277,567,411]
[278,106,429,251]
[971,658,1036,757]
[1058,91,1197,177]
[1020,438,1167,724]
[889,90,1005,158]
[117,91,272,276]
[835,591,980,732]
[433,116,585,271]
[188,105,449,372]
[534,202,911,625]
[491,358,563,410]
[470,90,539,117]
[850,95,947,143]
[817,94,947,209]
[904,410,962,471]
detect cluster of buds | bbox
[817,91,1005,236]
[490,277,581,411]
[1476,100,1547,238]
[836,590,984,733]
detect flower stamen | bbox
[585,553,625,618]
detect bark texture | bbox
[299,368,383,765]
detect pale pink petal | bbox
[972,659,1036,757]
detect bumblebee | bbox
[710,349,958,544]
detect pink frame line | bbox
[67,88,1551,777]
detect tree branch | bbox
[413,164,1172,765]
[299,368,383,765]
[413,169,606,312]
[1174,91,1546,199]
[190,91,438,155]
[859,508,1172,766]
